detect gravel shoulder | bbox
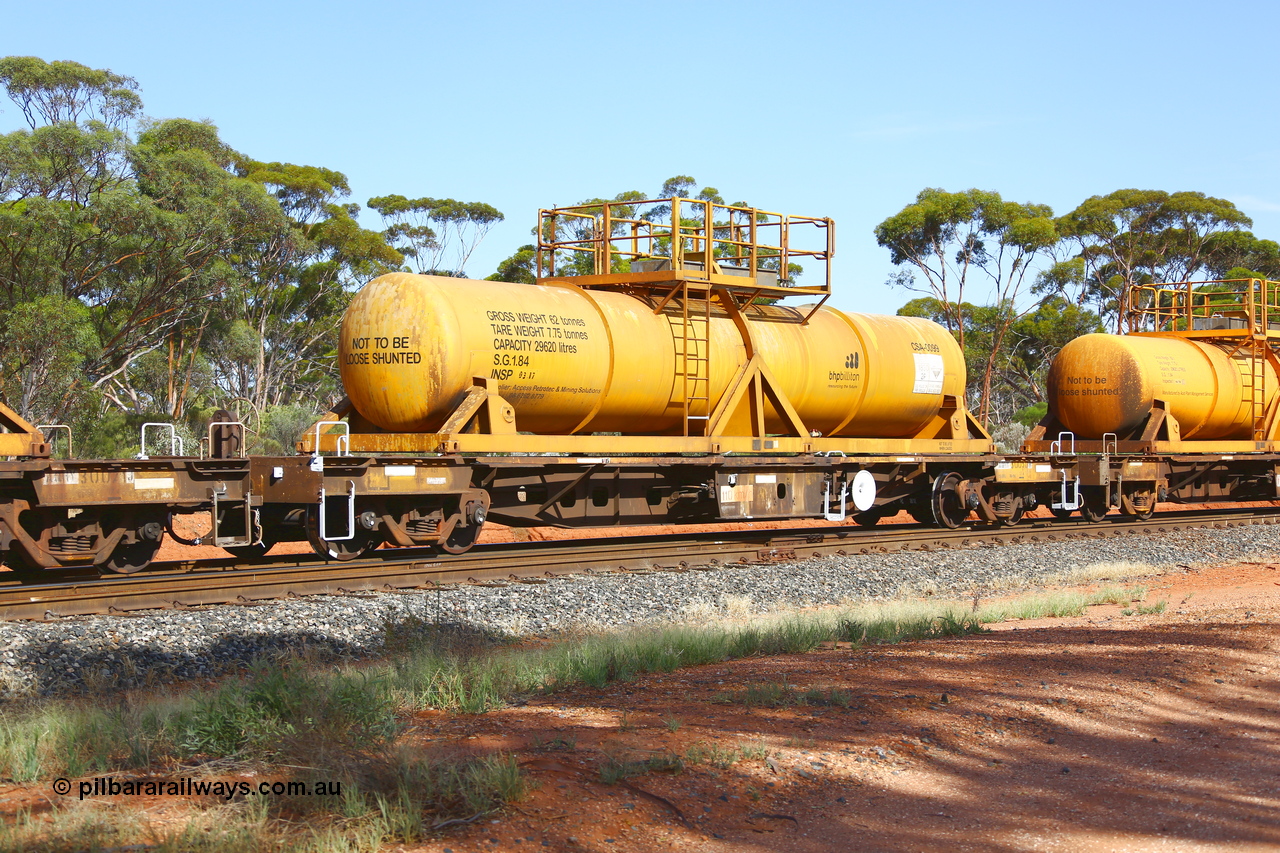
[2,518,1280,700]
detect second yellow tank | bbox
[1048,333,1278,439]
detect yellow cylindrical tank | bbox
[1048,333,1277,439]
[339,273,967,437]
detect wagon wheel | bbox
[101,539,161,574]
[440,524,480,554]
[98,517,166,574]
[439,498,488,555]
[305,506,379,561]
[852,508,885,527]
[906,505,935,524]
[930,472,970,529]
[1079,487,1110,523]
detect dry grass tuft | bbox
[1050,560,1158,585]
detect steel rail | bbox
[3,507,1279,621]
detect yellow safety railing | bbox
[536,197,834,296]
[1125,278,1280,440]
[1124,279,1280,337]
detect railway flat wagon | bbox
[0,197,1001,573]
[1002,278,1280,520]
[0,411,266,573]
[293,197,1002,559]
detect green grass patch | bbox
[683,740,768,770]
[172,662,400,759]
[380,607,987,714]
[1123,600,1168,616]
[977,591,1089,621]
[0,694,185,783]
[1088,585,1148,606]
[0,750,529,852]
[838,609,985,643]
[974,585,1154,622]
[0,798,279,853]
[360,750,529,838]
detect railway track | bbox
[3,507,1278,621]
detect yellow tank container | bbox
[1048,333,1277,439]
[339,273,967,437]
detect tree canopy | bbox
[369,194,503,277]
[1038,189,1253,329]
[875,188,1058,423]
[881,186,1272,428]
[0,56,500,455]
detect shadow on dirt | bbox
[449,618,1280,852]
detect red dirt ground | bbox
[3,559,1276,852]
[384,559,1280,853]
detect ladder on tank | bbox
[1248,341,1267,441]
[1234,334,1275,441]
[673,281,712,437]
[1249,280,1280,440]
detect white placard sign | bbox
[912,353,945,394]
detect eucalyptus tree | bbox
[1049,189,1252,330]
[368,194,503,277]
[0,56,401,437]
[209,160,403,415]
[0,59,270,424]
[486,244,538,283]
[876,188,1058,424]
[0,56,140,129]
[1203,229,1280,280]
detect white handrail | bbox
[139,423,184,459]
[312,421,350,456]
[1050,431,1076,456]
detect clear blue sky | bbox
[5,0,1278,316]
